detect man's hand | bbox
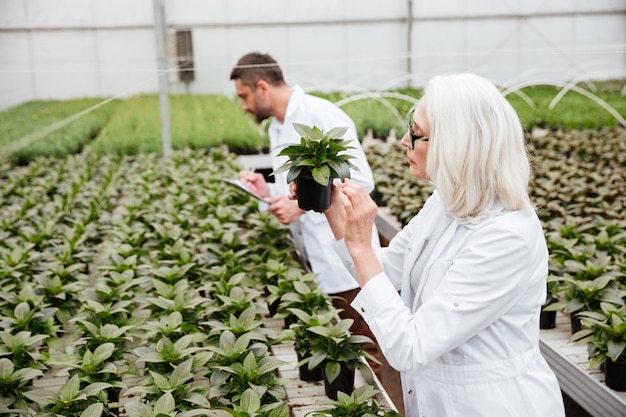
[238,170,270,197]
[266,195,304,224]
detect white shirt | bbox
[267,85,380,294]
[334,191,566,417]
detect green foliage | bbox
[0,98,117,163]
[303,316,377,384]
[207,330,286,404]
[505,82,626,130]
[86,94,267,155]
[125,392,215,417]
[133,335,212,375]
[310,385,401,417]
[126,358,212,411]
[1,81,624,161]
[0,357,43,415]
[272,123,358,186]
[0,331,48,370]
[24,374,111,417]
[572,301,626,368]
[211,388,290,417]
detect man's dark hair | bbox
[230,52,285,88]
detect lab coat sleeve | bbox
[352,218,535,373]
[331,224,408,291]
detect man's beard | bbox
[253,99,272,123]
[255,113,269,123]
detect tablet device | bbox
[222,178,267,202]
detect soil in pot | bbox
[323,364,355,400]
[295,173,332,212]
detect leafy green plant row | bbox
[0,148,289,415]
[0,147,394,417]
[1,80,625,162]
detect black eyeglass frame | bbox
[407,108,429,150]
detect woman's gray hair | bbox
[424,73,532,224]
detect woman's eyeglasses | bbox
[407,108,429,150]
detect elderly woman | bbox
[320,73,566,416]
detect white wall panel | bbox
[282,25,348,88]
[29,30,100,99]
[94,29,158,97]
[166,0,226,25]
[344,23,407,91]
[0,0,27,28]
[92,0,153,27]
[0,0,624,110]
[0,32,35,110]
[344,0,406,20]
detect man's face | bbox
[234,79,272,123]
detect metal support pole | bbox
[407,0,413,88]
[153,0,172,157]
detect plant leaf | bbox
[80,403,104,417]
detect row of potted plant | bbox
[0,147,395,416]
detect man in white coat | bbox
[321,73,566,416]
[229,52,400,402]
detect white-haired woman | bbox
[320,73,566,416]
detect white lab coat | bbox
[266,85,379,295]
[334,191,566,417]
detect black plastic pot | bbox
[284,314,297,329]
[323,364,355,400]
[605,356,626,391]
[570,313,582,334]
[295,173,332,212]
[539,309,557,329]
[295,350,323,382]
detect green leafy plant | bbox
[0,330,48,370]
[0,287,58,336]
[208,331,286,404]
[309,385,401,417]
[0,357,43,416]
[546,251,620,315]
[133,334,213,375]
[210,388,290,417]
[303,316,378,384]
[204,306,274,343]
[125,358,212,412]
[287,308,336,366]
[271,124,358,186]
[72,322,134,362]
[124,392,214,417]
[571,301,626,369]
[49,342,126,387]
[24,374,111,417]
[277,273,329,319]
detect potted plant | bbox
[545,253,619,334]
[304,317,379,400]
[571,300,626,391]
[540,275,564,329]
[286,308,337,382]
[271,123,359,212]
[308,385,401,417]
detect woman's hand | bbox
[324,181,348,240]
[339,179,377,254]
[337,179,383,287]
